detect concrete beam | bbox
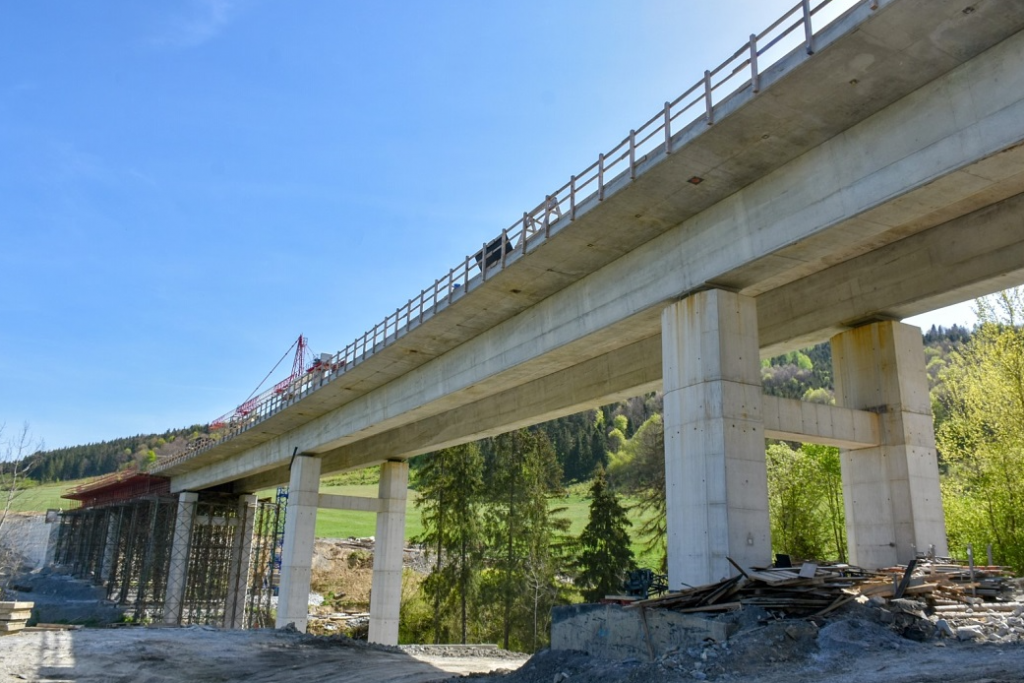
[231,336,663,491]
[762,396,879,449]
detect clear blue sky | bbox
[0,0,974,451]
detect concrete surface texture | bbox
[550,603,731,660]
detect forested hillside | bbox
[25,426,210,483]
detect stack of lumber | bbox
[856,560,1016,605]
[627,559,1018,619]
[627,563,872,617]
[0,601,33,635]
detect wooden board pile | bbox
[626,559,1018,618]
[0,601,33,635]
[627,563,873,617]
[857,560,1017,606]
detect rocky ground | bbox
[3,538,1023,683]
[1,614,1023,683]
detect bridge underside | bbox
[138,0,1024,638]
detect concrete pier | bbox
[832,321,948,568]
[163,491,198,625]
[662,290,770,589]
[276,454,321,631]
[224,494,259,629]
[368,460,409,645]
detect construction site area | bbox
[2,500,1024,683]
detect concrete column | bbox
[661,290,770,589]
[100,507,121,584]
[275,454,321,631]
[224,494,259,629]
[368,460,409,645]
[163,492,199,625]
[831,321,948,568]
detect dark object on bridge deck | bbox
[623,568,669,600]
[474,235,515,270]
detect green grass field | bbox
[6,478,91,512]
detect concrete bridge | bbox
[151,0,1024,644]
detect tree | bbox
[607,414,666,570]
[414,443,485,644]
[482,429,567,651]
[937,290,1024,571]
[766,442,845,561]
[0,423,40,599]
[576,467,635,602]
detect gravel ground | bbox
[2,616,1023,683]
[0,627,527,683]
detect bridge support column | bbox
[369,460,408,645]
[224,494,258,629]
[662,290,770,589]
[100,507,121,584]
[831,321,948,569]
[163,491,198,625]
[276,454,321,632]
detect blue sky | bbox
[0,0,975,451]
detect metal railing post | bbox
[749,35,760,93]
[629,130,636,180]
[570,175,577,219]
[664,102,673,154]
[704,70,714,125]
[598,153,605,201]
[802,0,815,54]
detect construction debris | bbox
[623,558,1023,643]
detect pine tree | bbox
[576,467,635,602]
[414,443,485,643]
[483,429,567,651]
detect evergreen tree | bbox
[482,429,567,651]
[414,443,485,643]
[576,467,635,602]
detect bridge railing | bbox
[153,0,870,473]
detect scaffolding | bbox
[54,493,281,628]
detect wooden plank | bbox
[0,611,33,621]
